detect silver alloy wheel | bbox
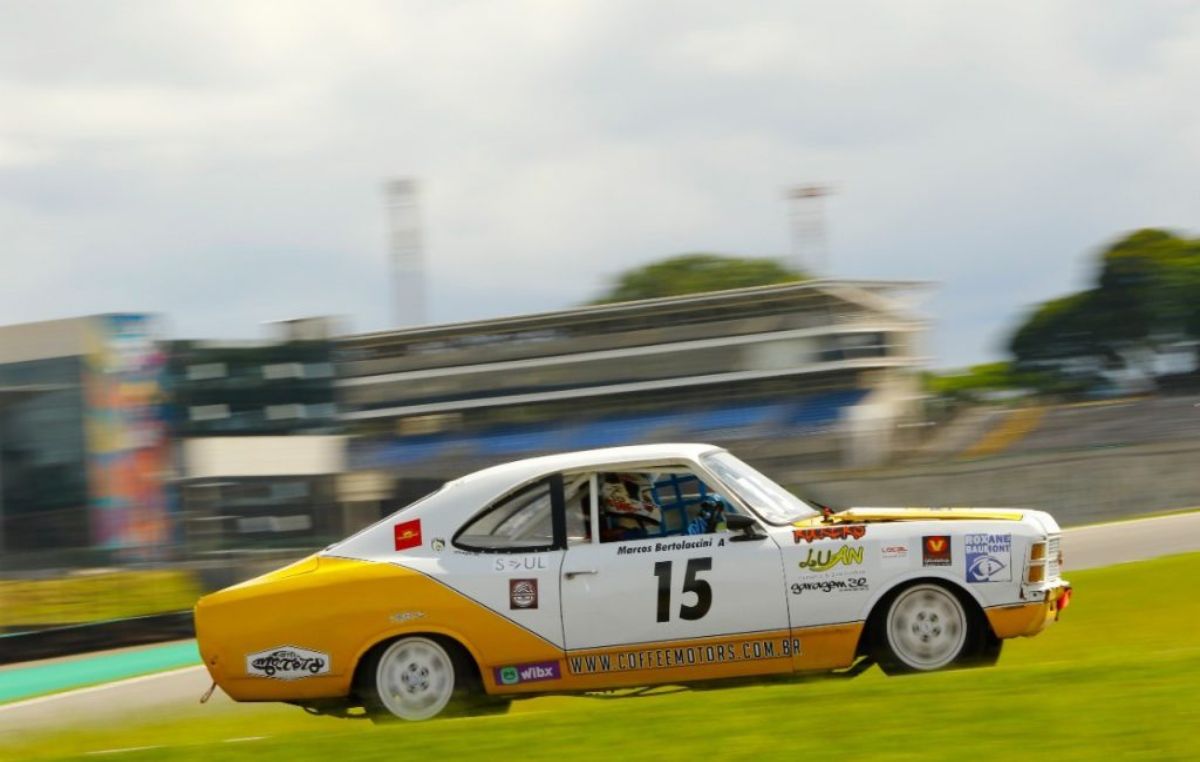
[375,637,456,720]
[885,584,968,671]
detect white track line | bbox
[84,746,164,755]
[0,666,205,712]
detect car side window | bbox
[594,468,734,543]
[454,477,562,552]
[563,474,593,546]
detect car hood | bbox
[794,507,1025,526]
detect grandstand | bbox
[335,279,931,483]
[1002,395,1200,456]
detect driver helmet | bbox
[600,473,662,530]
[687,494,728,535]
[699,494,727,524]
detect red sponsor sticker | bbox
[394,519,422,551]
[793,525,867,543]
[922,535,951,566]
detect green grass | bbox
[0,570,201,627]
[7,553,1200,761]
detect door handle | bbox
[564,568,599,579]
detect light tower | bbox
[786,184,832,275]
[384,178,426,327]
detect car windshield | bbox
[701,451,819,525]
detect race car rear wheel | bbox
[367,636,460,721]
[874,582,976,674]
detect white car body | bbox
[196,443,1071,717]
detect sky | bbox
[2,1,1198,367]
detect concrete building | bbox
[0,315,171,564]
[165,317,339,438]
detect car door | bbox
[558,466,794,684]
[444,474,569,652]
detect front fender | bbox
[858,568,991,624]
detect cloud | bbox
[2,1,1199,364]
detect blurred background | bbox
[2,0,1199,669]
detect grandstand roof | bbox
[334,277,929,425]
[341,278,932,348]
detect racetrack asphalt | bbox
[0,510,1197,740]
[1061,510,1200,572]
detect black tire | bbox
[359,636,486,722]
[871,581,995,675]
[966,630,1003,667]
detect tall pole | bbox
[786,184,832,275]
[0,409,6,562]
[385,178,426,327]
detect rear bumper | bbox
[985,582,1072,639]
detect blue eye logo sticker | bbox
[967,554,1008,582]
[965,533,1012,583]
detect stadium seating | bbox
[788,389,870,431]
[688,402,786,436]
[561,411,690,450]
[351,388,873,471]
[476,426,566,456]
[1003,394,1200,455]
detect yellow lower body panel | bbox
[541,622,862,694]
[196,557,561,702]
[985,584,1072,639]
[197,556,869,702]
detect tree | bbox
[591,253,807,304]
[1009,291,1107,364]
[925,361,1066,399]
[1008,229,1200,385]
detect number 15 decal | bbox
[653,557,713,622]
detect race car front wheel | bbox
[873,582,984,674]
[365,636,460,721]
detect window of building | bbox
[265,404,306,420]
[840,332,890,359]
[190,404,230,421]
[236,514,313,533]
[306,403,337,419]
[262,362,304,380]
[186,362,227,380]
[304,362,335,379]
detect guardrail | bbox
[0,611,194,665]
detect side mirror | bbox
[726,513,763,541]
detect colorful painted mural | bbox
[82,315,172,555]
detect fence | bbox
[792,440,1200,527]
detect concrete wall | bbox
[182,436,347,477]
[789,440,1200,527]
[0,316,93,364]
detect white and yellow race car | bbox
[195,444,1071,721]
